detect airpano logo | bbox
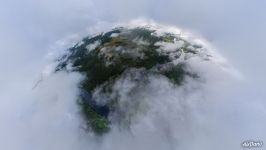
[242,140,263,148]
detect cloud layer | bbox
[0,0,265,150]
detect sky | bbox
[0,0,266,150]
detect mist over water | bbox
[1,1,266,150]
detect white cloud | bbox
[0,0,265,150]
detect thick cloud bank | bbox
[1,19,265,150]
[0,1,266,150]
